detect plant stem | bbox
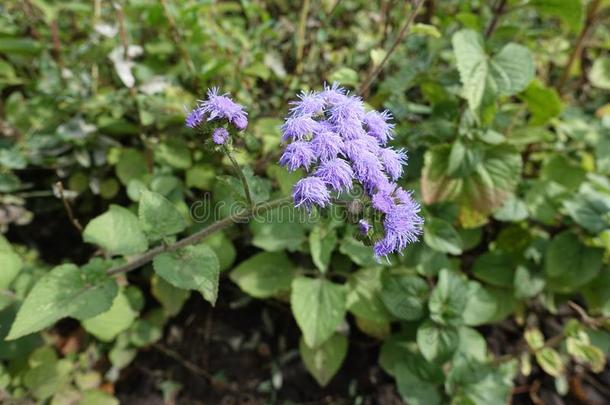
[484,0,508,38]
[556,0,601,95]
[222,144,254,208]
[295,0,311,75]
[106,197,292,276]
[358,0,425,96]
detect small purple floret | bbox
[293,177,331,211]
[212,127,229,145]
[279,141,315,171]
[359,219,372,235]
[315,158,354,192]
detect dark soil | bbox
[115,282,402,405]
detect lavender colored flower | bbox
[290,91,326,117]
[293,177,331,211]
[279,83,423,257]
[212,127,229,145]
[311,130,344,161]
[364,110,394,145]
[358,219,372,235]
[281,115,320,141]
[378,147,407,181]
[200,88,248,126]
[185,107,205,128]
[279,141,315,171]
[315,158,354,192]
[185,87,247,134]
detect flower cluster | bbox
[185,88,248,144]
[279,84,423,257]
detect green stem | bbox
[106,196,292,277]
[222,144,254,208]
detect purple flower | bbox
[185,107,205,128]
[311,130,344,161]
[359,219,372,235]
[371,190,395,214]
[364,110,394,145]
[293,177,331,211]
[378,147,407,181]
[279,141,315,171]
[281,115,320,141]
[290,91,326,117]
[185,88,247,132]
[212,127,229,145]
[279,83,422,257]
[315,158,354,192]
[200,88,248,124]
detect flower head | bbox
[364,110,394,145]
[315,158,354,192]
[293,177,331,211]
[185,87,247,134]
[212,127,229,145]
[279,140,315,171]
[280,83,422,257]
[281,115,320,142]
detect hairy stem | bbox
[296,0,311,75]
[106,197,292,276]
[358,0,425,96]
[222,144,254,208]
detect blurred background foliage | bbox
[1,0,610,403]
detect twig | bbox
[484,0,508,38]
[153,343,213,380]
[106,197,291,276]
[295,0,311,75]
[222,144,253,208]
[160,0,198,88]
[358,0,425,96]
[55,182,83,233]
[556,0,602,95]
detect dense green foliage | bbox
[1,0,610,403]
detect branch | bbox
[295,0,311,75]
[222,144,253,208]
[106,196,292,276]
[358,0,425,96]
[55,182,83,233]
[556,0,602,95]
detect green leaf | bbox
[531,0,584,31]
[230,252,296,298]
[541,154,586,191]
[536,347,565,377]
[456,326,488,362]
[299,333,348,387]
[493,194,528,222]
[346,268,393,321]
[395,361,442,405]
[138,190,187,240]
[422,144,522,221]
[153,244,220,305]
[291,277,346,348]
[339,235,383,267]
[151,275,190,316]
[544,231,604,293]
[329,67,359,87]
[24,353,72,400]
[82,291,137,342]
[0,38,43,55]
[417,320,459,363]
[488,43,535,96]
[309,225,337,273]
[589,57,610,90]
[155,138,192,169]
[463,282,498,326]
[423,218,463,255]
[83,205,148,256]
[452,29,487,111]
[7,264,118,340]
[380,274,429,321]
[514,266,545,299]
[412,23,442,39]
[471,251,515,287]
[563,188,610,234]
[115,149,148,186]
[525,328,545,351]
[202,232,236,272]
[520,81,563,125]
[429,269,469,326]
[0,249,22,289]
[249,206,306,251]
